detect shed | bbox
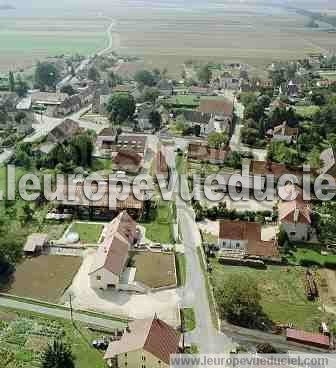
[23,233,48,256]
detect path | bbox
[0,295,125,330]
[228,95,267,161]
[58,18,116,89]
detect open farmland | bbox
[109,2,336,76]
[3,256,82,303]
[2,2,336,75]
[0,16,110,71]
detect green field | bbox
[69,222,104,244]
[0,17,109,71]
[210,261,334,331]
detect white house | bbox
[218,220,279,259]
[278,186,312,241]
[89,211,137,290]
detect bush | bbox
[324,261,336,269]
[299,259,320,267]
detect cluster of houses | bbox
[16,85,95,118]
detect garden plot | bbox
[5,256,82,303]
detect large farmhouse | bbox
[89,211,138,290]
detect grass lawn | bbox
[284,243,336,267]
[91,158,113,172]
[187,161,222,177]
[142,202,174,244]
[69,222,104,244]
[165,95,200,108]
[175,253,186,287]
[176,154,186,175]
[4,255,82,303]
[133,251,177,289]
[0,307,108,368]
[181,308,196,332]
[209,261,333,331]
[294,105,320,119]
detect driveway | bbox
[64,249,180,328]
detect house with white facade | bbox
[218,220,279,260]
[89,211,138,290]
[278,185,312,241]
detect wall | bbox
[282,223,310,241]
[108,348,169,368]
[90,268,119,290]
[218,238,247,251]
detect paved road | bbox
[0,296,125,330]
[57,18,116,89]
[177,197,236,353]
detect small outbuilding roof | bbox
[24,233,48,253]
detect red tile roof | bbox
[188,143,227,162]
[219,220,279,258]
[113,150,142,166]
[278,200,311,225]
[198,97,233,115]
[104,317,180,364]
[250,160,302,180]
[286,328,330,348]
[144,318,180,364]
[90,211,137,276]
[219,220,261,241]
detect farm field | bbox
[0,16,109,71]
[0,307,106,368]
[110,2,336,76]
[4,256,82,303]
[209,261,335,331]
[2,3,336,75]
[133,251,177,289]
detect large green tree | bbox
[149,110,162,131]
[41,340,75,368]
[197,64,212,85]
[134,70,157,87]
[207,132,228,149]
[107,93,136,124]
[215,274,269,329]
[35,62,59,89]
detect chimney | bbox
[294,207,300,223]
[266,159,272,172]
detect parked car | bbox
[92,338,109,350]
